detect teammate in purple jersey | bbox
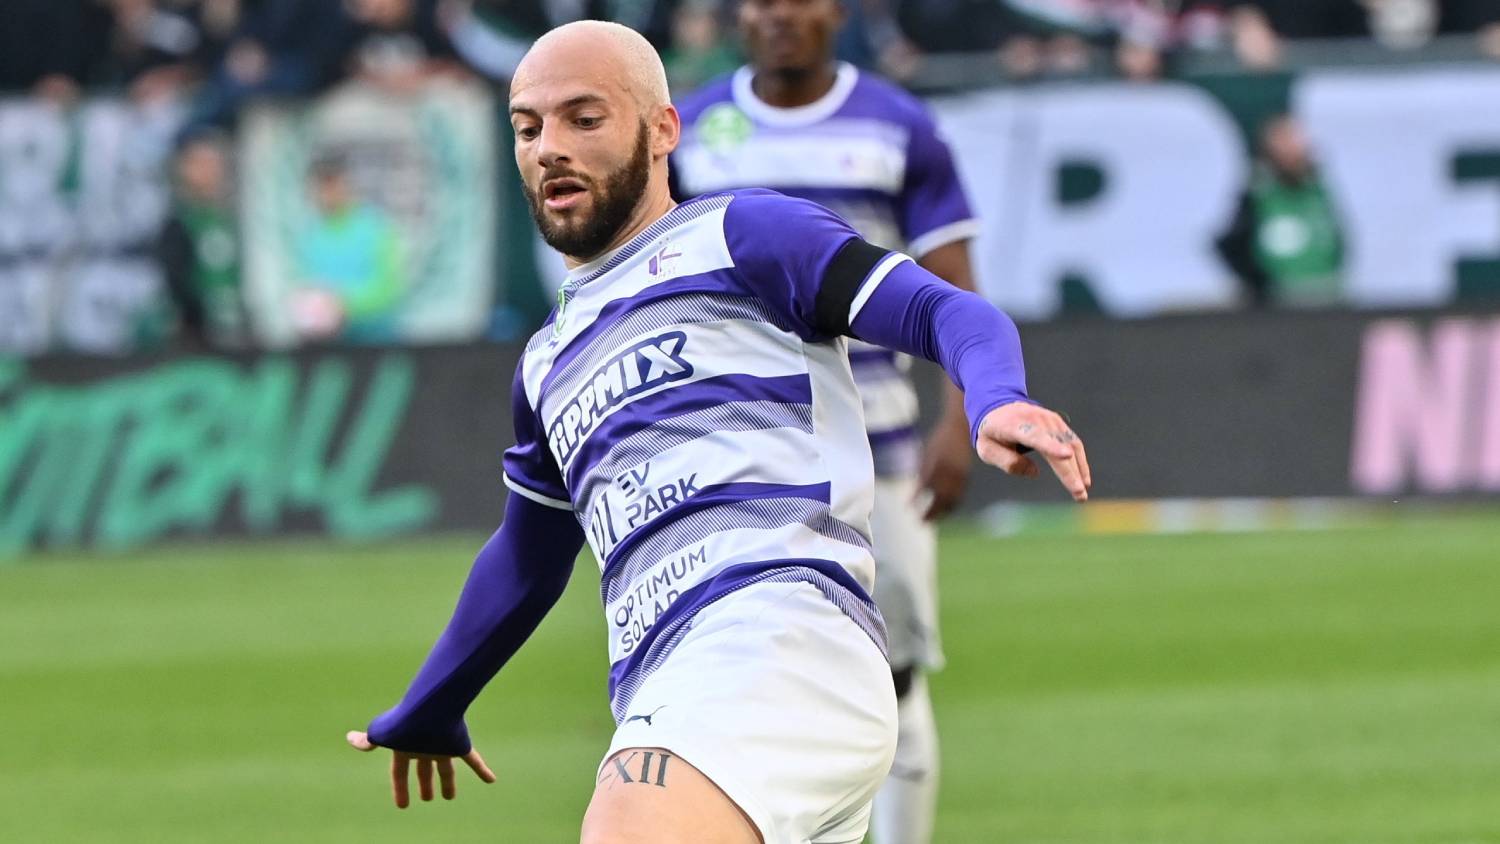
[347,20,1089,844]
[673,3,982,839]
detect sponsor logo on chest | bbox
[547,331,694,465]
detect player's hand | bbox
[976,402,1091,501]
[346,730,497,808]
[917,411,972,521]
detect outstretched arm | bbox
[348,492,584,806]
[722,192,1089,499]
[844,250,1091,500]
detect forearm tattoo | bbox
[597,751,672,790]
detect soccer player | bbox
[346,20,1090,844]
[672,3,981,839]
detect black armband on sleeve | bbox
[814,238,893,337]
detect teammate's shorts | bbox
[603,580,898,844]
[870,474,943,672]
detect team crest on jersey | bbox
[548,331,694,464]
[648,240,683,279]
[695,103,753,154]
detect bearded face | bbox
[521,120,651,260]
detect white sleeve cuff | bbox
[847,252,914,325]
[503,473,573,511]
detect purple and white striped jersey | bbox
[502,189,904,720]
[673,63,980,476]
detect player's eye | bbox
[576,115,603,129]
[516,124,540,141]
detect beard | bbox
[524,121,651,260]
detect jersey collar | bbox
[563,194,728,288]
[731,62,858,128]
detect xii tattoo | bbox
[599,750,673,789]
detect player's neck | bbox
[751,62,839,109]
[562,185,677,270]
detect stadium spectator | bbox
[1366,0,1451,50]
[97,0,214,103]
[876,0,1021,56]
[345,0,468,91]
[1218,114,1346,307]
[189,0,360,126]
[1175,2,1231,51]
[440,0,553,81]
[856,0,1102,80]
[440,0,684,83]
[1440,0,1500,57]
[1231,0,1371,40]
[292,152,406,343]
[1224,0,1382,68]
[176,0,249,69]
[158,129,248,348]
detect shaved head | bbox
[509,22,681,265]
[515,21,670,113]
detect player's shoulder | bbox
[673,72,737,123]
[704,189,853,264]
[712,188,843,228]
[844,67,938,130]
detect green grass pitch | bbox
[2,514,1497,842]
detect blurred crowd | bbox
[871,0,1500,83]
[4,0,1500,104]
[1,0,1498,353]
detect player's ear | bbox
[651,104,681,158]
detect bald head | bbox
[514,21,670,111]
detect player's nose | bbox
[536,123,573,169]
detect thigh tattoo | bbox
[598,750,673,790]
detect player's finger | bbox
[1019,422,1076,462]
[391,754,411,809]
[463,749,497,784]
[416,757,434,802]
[1072,436,1092,489]
[976,437,1037,477]
[1043,449,1088,501]
[346,730,376,752]
[438,758,457,800]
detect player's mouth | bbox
[542,178,589,211]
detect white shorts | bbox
[870,475,943,671]
[603,581,898,844]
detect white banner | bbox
[0,98,179,354]
[931,69,1500,319]
[1298,68,1500,308]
